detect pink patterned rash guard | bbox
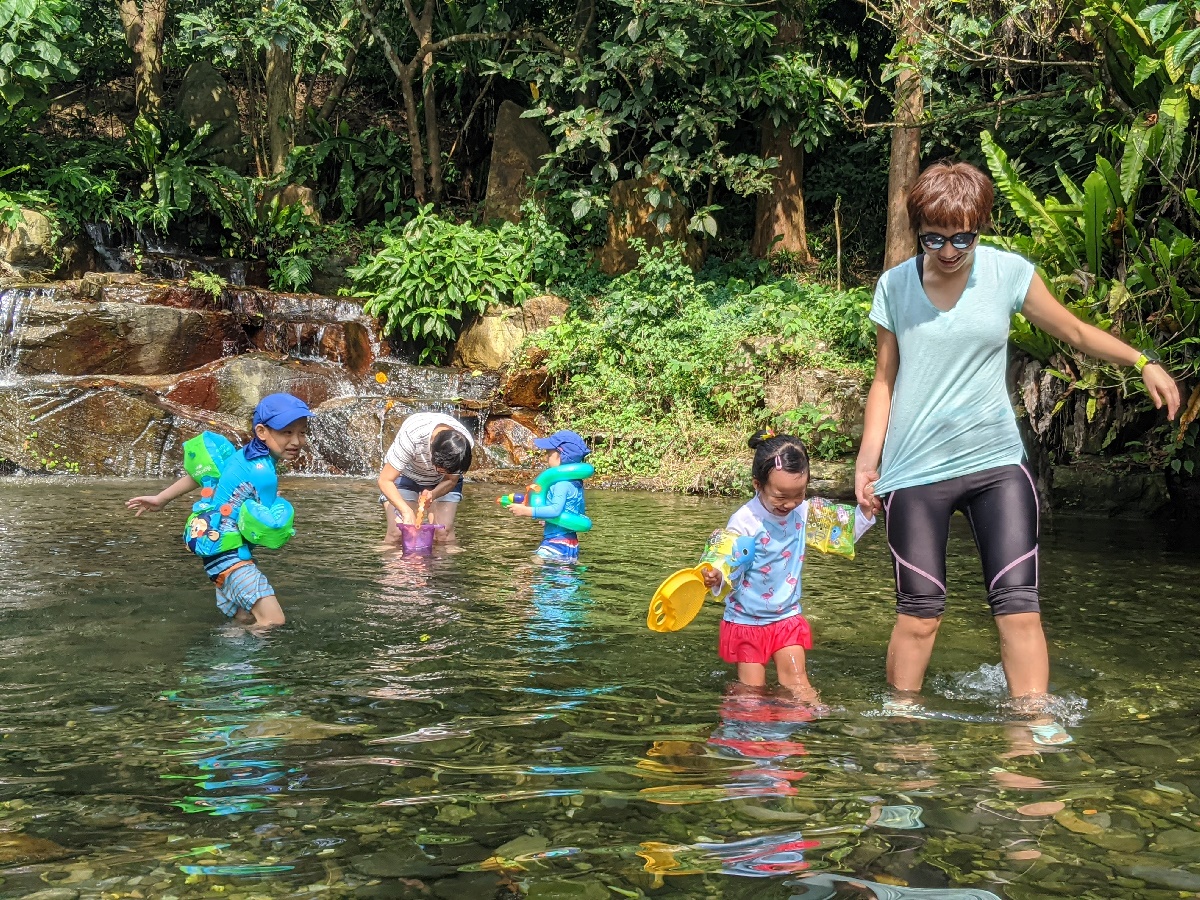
[719,496,875,626]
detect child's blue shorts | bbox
[536,536,579,563]
[210,559,275,617]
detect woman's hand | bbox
[855,463,882,515]
[126,494,166,516]
[1142,363,1182,420]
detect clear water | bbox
[0,480,1198,900]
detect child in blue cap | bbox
[126,393,312,630]
[508,430,591,563]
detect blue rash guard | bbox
[531,479,586,540]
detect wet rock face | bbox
[764,366,869,440]
[14,299,246,376]
[1049,458,1170,517]
[502,367,550,409]
[0,382,232,476]
[597,175,703,275]
[0,273,521,477]
[4,281,380,377]
[484,417,539,466]
[0,209,56,277]
[482,100,551,224]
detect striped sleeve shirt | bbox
[383,412,474,485]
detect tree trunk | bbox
[117,0,169,120]
[751,15,810,263]
[318,19,369,122]
[399,74,427,204]
[418,11,442,205]
[356,0,426,203]
[572,0,597,108]
[265,37,295,175]
[752,121,811,261]
[883,4,924,270]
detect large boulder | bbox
[1050,458,1170,517]
[203,354,356,421]
[0,209,56,277]
[764,367,869,440]
[452,294,567,371]
[482,100,550,223]
[502,367,550,409]
[0,382,232,476]
[258,183,321,225]
[12,295,246,376]
[597,174,703,275]
[175,61,247,172]
[484,416,539,465]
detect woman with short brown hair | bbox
[855,159,1180,734]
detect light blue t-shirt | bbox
[869,245,1035,494]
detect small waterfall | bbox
[0,287,33,379]
[84,223,125,272]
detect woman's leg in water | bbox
[429,498,460,542]
[961,464,1047,698]
[883,483,955,693]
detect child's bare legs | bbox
[736,647,818,703]
[240,595,285,631]
[736,662,769,687]
[773,645,819,703]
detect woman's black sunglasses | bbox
[919,231,978,251]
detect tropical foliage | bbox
[347,203,569,363]
[0,0,1194,482]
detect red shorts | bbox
[719,615,812,665]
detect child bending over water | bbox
[702,431,874,702]
[126,394,312,630]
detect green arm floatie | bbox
[238,498,296,549]
[183,432,238,483]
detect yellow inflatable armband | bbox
[805,498,859,559]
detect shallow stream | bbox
[0,480,1197,899]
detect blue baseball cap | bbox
[253,393,312,430]
[533,430,591,465]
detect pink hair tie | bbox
[774,455,783,470]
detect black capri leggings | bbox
[883,464,1040,619]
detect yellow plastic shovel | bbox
[647,565,716,633]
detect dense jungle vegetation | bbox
[1,0,1198,488]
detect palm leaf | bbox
[980,131,1080,271]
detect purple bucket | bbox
[400,523,443,555]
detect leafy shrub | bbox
[778,403,853,461]
[284,121,412,222]
[533,241,872,489]
[188,270,228,301]
[347,205,570,363]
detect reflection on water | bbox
[0,478,1197,898]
